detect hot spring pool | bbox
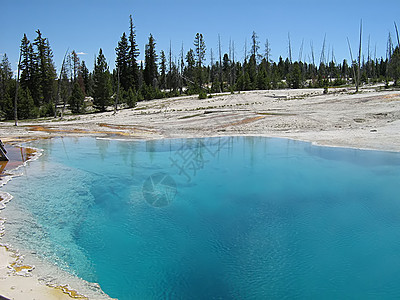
[2,136,400,299]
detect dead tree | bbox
[54,49,69,118]
[395,22,400,48]
[229,39,232,86]
[310,41,315,65]
[320,34,326,65]
[347,37,357,90]
[298,39,304,62]
[387,32,394,60]
[14,50,21,126]
[265,39,271,62]
[218,34,223,92]
[357,20,362,92]
[288,33,292,63]
[210,48,214,85]
[231,40,236,86]
[114,66,120,115]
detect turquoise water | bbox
[2,136,400,299]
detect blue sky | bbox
[2,0,400,74]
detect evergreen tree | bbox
[19,34,32,88]
[33,30,56,106]
[18,88,35,119]
[93,48,112,111]
[80,61,91,96]
[194,33,206,85]
[264,39,271,63]
[0,54,12,96]
[125,87,137,108]
[251,31,261,63]
[159,50,167,89]
[247,54,257,88]
[185,49,196,87]
[69,81,85,113]
[167,62,179,92]
[128,14,140,90]
[0,54,14,119]
[144,34,158,87]
[76,61,86,96]
[287,62,304,89]
[222,53,230,83]
[388,46,400,86]
[19,34,39,103]
[59,54,72,111]
[115,32,129,91]
[71,50,80,81]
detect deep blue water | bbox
[2,136,400,299]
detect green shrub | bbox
[198,90,207,99]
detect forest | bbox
[1,15,400,121]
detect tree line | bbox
[1,15,400,121]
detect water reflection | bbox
[0,144,36,175]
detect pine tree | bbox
[71,50,80,81]
[388,46,400,86]
[80,61,91,96]
[265,39,271,63]
[251,31,261,63]
[69,81,85,113]
[93,48,112,112]
[222,53,230,82]
[18,88,35,119]
[287,62,304,89]
[159,50,167,89]
[0,54,12,94]
[128,14,140,91]
[247,54,257,88]
[0,54,14,119]
[19,33,41,112]
[179,44,185,93]
[144,34,158,87]
[125,87,137,108]
[33,30,56,106]
[185,49,196,90]
[19,34,37,100]
[194,33,206,89]
[115,32,129,91]
[59,67,70,110]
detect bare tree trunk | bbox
[232,40,236,86]
[347,37,357,90]
[357,20,362,93]
[179,43,184,94]
[14,51,22,126]
[298,38,304,62]
[387,32,394,60]
[229,39,232,86]
[394,22,400,48]
[169,40,172,92]
[61,52,73,118]
[310,41,315,66]
[367,35,371,63]
[218,34,222,93]
[320,34,326,65]
[244,38,247,71]
[114,66,119,115]
[288,33,292,63]
[55,49,69,118]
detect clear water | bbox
[2,136,400,299]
